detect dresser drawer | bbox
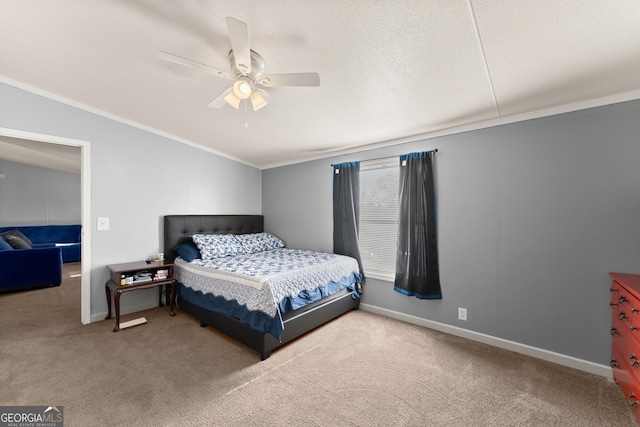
[612,312,640,379]
[611,280,640,317]
[611,280,622,307]
[612,343,640,422]
[613,309,640,348]
[612,305,640,340]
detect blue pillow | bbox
[173,241,201,262]
[0,237,14,251]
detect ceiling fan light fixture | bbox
[232,79,252,100]
[223,91,241,109]
[249,90,267,111]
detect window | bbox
[359,157,399,280]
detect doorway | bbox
[0,126,90,324]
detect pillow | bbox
[235,232,285,254]
[191,234,243,260]
[3,234,32,250]
[173,241,201,262]
[0,229,33,246]
[0,237,14,251]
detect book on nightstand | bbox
[134,272,153,283]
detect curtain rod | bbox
[330,148,438,167]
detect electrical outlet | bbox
[458,307,467,321]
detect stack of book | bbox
[133,272,153,283]
[154,269,169,281]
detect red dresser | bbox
[610,272,640,423]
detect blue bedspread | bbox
[174,248,362,339]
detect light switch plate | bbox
[97,217,110,231]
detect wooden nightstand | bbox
[105,260,176,332]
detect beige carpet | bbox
[0,263,637,427]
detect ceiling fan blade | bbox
[208,87,233,108]
[226,17,251,74]
[159,51,232,80]
[258,72,320,87]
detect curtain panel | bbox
[394,151,441,299]
[332,162,364,281]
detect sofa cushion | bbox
[32,243,56,249]
[0,246,62,292]
[4,234,32,249]
[0,237,13,251]
[0,229,33,246]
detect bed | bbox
[163,214,363,360]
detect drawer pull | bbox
[629,393,639,407]
[611,287,617,292]
[610,302,618,307]
[619,312,628,321]
[632,325,638,332]
[611,327,620,336]
[630,354,640,366]
[632,307,639,314]
[611,359,619,368]
[620,295,629,304]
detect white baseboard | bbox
[360,303,613,380]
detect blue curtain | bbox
[394,151,441,299]
[332,162,364,287]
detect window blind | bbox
[359,158,399,278]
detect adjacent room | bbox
[1,1,640,425]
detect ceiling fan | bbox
[159,17,320,111]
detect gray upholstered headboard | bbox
[163,215,264,262]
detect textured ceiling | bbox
[1,0,639,169]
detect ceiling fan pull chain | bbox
[244,100,249,129]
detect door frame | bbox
[0,126,91,324]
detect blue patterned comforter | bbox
[174,248,362,339]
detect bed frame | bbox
[163,214,360,360]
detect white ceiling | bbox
[0,135,81,174]
[1,1,640,169]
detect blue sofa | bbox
[0,224,81,293]
[0,224,81,263]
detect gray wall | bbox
[0,82,261,320]
[0,159,81,226]
[263,99,640,366]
